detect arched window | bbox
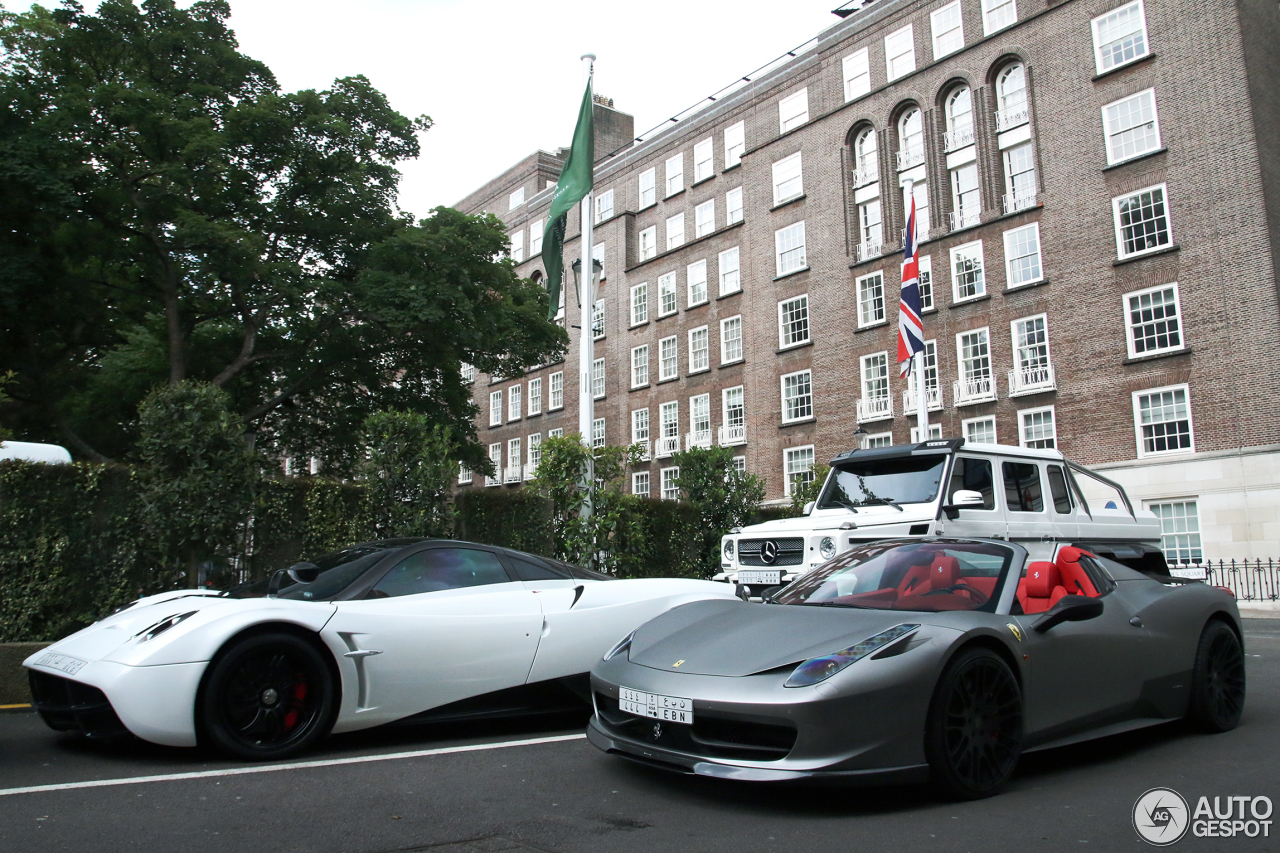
[945,86,974,150]
[996,63,1028,131]
[897,108,924,170]
[853,126,878,185]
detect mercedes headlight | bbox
[603,629,637,661]
[723,539,736,560]
[819,536,836,560]
[783,624,919,688]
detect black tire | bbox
[925,646,1023,800]
[199,632,338,761]
[1188,620,1245,733]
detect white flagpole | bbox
[904,179,929,442]
[578,53,596,521]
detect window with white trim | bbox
[639,226,656,261]
[946,86,973,149]
[858,198,882,256]
[592,417,606,449]
[1003,143,1036,209]
[781,369,813,423]
[918,255,934,310]
[1092,0,1149,74]
[665,213,685,251]
[508,438,522,475]
[1134,384,1194,456]
[458,461,473,485]
[931,1,964,59]
[950,240,985,301]
[592,242,605,279]
[660,400,679,448]
[665,153,684,196]
[1103,89,1161,164]
[957,328,992,386]
[950,162,980,229]
[659,335,678,381]
[909,424,943,442]
[631,282,648,326]
[661,466,681,500]
[689,326,709,373]
[1124,283,1183,358]
[510,229,524,262]
[509,187,525,209]
[632,471,650,497]
[772,152,803,206]
[1113,184,1171,258]
[639,167,656,208]
[775,221,806,276]
[549,371,563,410]
[592,299,605,340]
[721,315,743,363]
[528,378,542,415]
[508,384,522,420]
[591,358,605,399]
[1003,223,1043,287]
[527,433,541,470]
[690,393,711,442]
[726,187,744,224]
[724,121,745,169]
[1148,500,1202,563]
[908,178,931,238]
[996,63,1028,130]
[687,260,708,306]
[489,390,503,426]
[784,445,816,497]
[488,442,502,484]
[778,295,810,347]
[594,189,614,224]
[982,0,1017,35]
[529,219,543,256]
[658,272,677,317]
[1011,314,1051,386]
[963,416,997,444]
[694,138,714,182]
[733,456,746,473]
[548,428,563,439]
[867,432,895,448]
[857,271,886,327]
[460,362,475,383]
[899,108,924,169]
[854,126,878,183]
[1019,406,1056,449]
[779,89,809,133]
[723,386,745,434]
[631,345,649,388]
[843,48,871,102]
[905,339,939,398]
[554,278,565,321]
[632,407,650,445]
[719,246,740,295]
[885,25,915,81]
[695,200,716,239]
[861,351,890,408]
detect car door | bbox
[326,545,543,726]
[942,454,1007,539]
[1002,459,1052,544]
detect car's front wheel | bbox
[925,646,1023,800]
[199,632,338,761]
[1188,619,1245,733]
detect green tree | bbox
[531,435,638,572]
[790,463,830,515]
[362,411,455,539]
[671,445,767,575]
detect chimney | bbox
[591,95,634,164]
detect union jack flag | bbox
[896,187,925,378]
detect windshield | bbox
[773,540,1015,613]
[228,545,396,601]
[817,454,947,509]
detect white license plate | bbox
[618,687,694,725]
[738,569,781,585]
[34,653,87,676]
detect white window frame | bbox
[594,188,614,224]
[1003,222,1043,288]
[591,357,605,400]
[632,471,650,497]
[658,272,678,317]
[458,461,472,485]
[1133,383,1195,458]
[780,369,814,424]
[1018,405,1057,449]
[723,386,746,438]
[509,187,525,210]
[592,299,605,340]
[981,0,1018,35]
[1147,499,1203,564]
[592,417,606,449]
[460,362,475,384]
[508,384,522,421]
[528,378,542,416]
[639,167,656,208]
[918,255,934,311]
[529,219,543,256]
[957,327,993,386]
[721,315,743,364]
[487,442,502,486]
[783,445,816,497]
[548,428,563,439]
[778,294,810,348]
[661,466,681,501]
[1102,88,1162,165]
[630,282,649,326]
[1124,282,1184,359]
[509,229,524,263]
[508,437,522,477]
[963,415,998,445]
[638,226,657,261]
[1011,313,1052,384]
[779,89,809,133]
[909,424,943,442]
[686,259,708,306]
[718,246,740,296]
[775,221,807,276]
[659,335,678,381]
[527,432,542,471]
[860,351,891,408]
[549,371,564,411]
[489,390,503,426]
[665,213,685,251]
[726,187,744,224]
[724,121,745,169]
[631,344,649,389]
[772,152,803,206]
[884,25,916,82]
[867,431,895,448]
[950,240,986,302]
[1112,183,1172,260]
[665,153,684,197]
[931,1,964,59]
[857,271,886,328]
[693,137,714,183]
[631,408,650,445]
[695,199,716,238]
[1091,0,1150,75]
[843,48,871,102]
[688,326,710,373]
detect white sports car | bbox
[24,538,738,760]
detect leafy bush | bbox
[671,446,767,576]
[362,411,456,539]
[455,487,554,555]
[613,497,705,578]
[789,463,830,515]
[252,478,375,578]
[530,435,639,572]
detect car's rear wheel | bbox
[199,632,337,761]
[925,647,1023,800]
[1188,619,1245,733]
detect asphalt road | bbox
[1,620,1276,853]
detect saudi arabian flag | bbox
[542,79,595,321]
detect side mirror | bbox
[761,584,785,604]
[942,489,985,520]
[803,501,816,516]
[287,561,322,585]
[1033,595,1104,633]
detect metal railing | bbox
[523,463,538,481]
[902,385,944,413]
[1003,188,1036,214]
[857,239,883,262]
[718,424,747,446]
[996,105,1029,132]
[503,465,523,484]
[950,208,981,231]
[1170,560,1280,602]
[685,430,712,450]
[954,375,998,406]
[1008,364,1056,396]
[896,146,925,171]
[654,435,681,459]
[944,125,975,152]
[851,166,878,188]
[631,439,651,461]
[856,396,894,423]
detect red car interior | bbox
[1016,547,1102,613]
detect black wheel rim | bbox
[942,658,1022,792]
[1205,630,1245,725]
[219,649,324,751]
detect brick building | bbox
[453,0,1280,562]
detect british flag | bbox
[896,187,925,378]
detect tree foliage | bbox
[671,445,767,575]
[362,411,455,539]
[790,463,830,514]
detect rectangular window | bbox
[909,424,943,442]
[1134,384,1194,456]
[1125,283,1183,358]
[781,369,813,423]
[487,442,502,485]
[638,226,657,261]
[689,326,709,372]
[1149,500,1203,563]
[460,362,475,383]
[508,438,522,478]
[867,432,894,448]
[549,371,563,410]
[658,272,677,316]
[950,240,986,301]
[529,219,543,256]
[1003,223,1043,287]
[843,47,871,101]
[686,259,708,305]
[489,390,503,426]
[630,282,649,326]
[594,189,614,223]
[528,378,542,415]
[1003,143,1036,212]
[458,461,472,485]
[778,295,810,347]
[510,230,524,263]
[963,416,997,444]
[775,221,807,276]
[591,358,605,399]
[931,1,964,59]
[857,271,886,327]
[859,197,882,255]
[905,339,940,399]
[548,428,563,439]
[632,408,650,444]
[528,433,542,471]
[956,328,993,403]
[718,246,740,295]
[694,138,714,182]
[909,179,931,238]
[724,121,745,169]
[593,242,605,279]
[695,199,716,238]
[861,351,890,407]
[639,167,656,208]
[660,400,679,445]
[784,446,816,497]
[1113,184,1171,258]
[1019,406,1056,449]
[1011,314,1052,391]
[592,299,605,340]
[509,187,525,209]
[772,152,803,206]
[690,393,711,442]
[721,315,743,363]
[1047,464,1072,513]
[632,471,650,497]
[950,162,980,230]
[665,153,684,196]
[885,25,916,81]
[508,384,522,420]
[592,417,605,449]
[779,89,809,133]
[1092,0,1149,74]
[631,345,649,388]
[1103,89,1161,164]
[723,386,745,433]
[1003,461,1044,512]
[982,0,1017,34]
[665,213,685,250]
[661,467,680,500]
[726,187,744,224]
[918,255,934,310]
[659,335,678,381]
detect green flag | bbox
[543,79,595,321]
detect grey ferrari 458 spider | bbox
[587,538,1246,798]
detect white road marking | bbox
[0,733,586,798]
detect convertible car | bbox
[24,538,738,760]
[588,538,1246,798]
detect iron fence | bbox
[1169,560,1280,602]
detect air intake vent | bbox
[909,524,930,535]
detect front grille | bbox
[28,670,129,739]
[737,537,805,567]
[595,693,796,762]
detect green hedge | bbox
[615,497,705,579]
[455,487,554,555]
[251,478,376,577]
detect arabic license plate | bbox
[34,653,87,676]
[618,687,694,725]
[738,569,781,585]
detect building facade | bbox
[454,0,1280,562]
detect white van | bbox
[716,439,1165,595]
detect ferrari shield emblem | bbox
[1007,623,1023,642]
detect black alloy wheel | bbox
[199,632,338,761]
[925,647,1023,800]
[1189,620,1246,733]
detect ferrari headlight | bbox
[723,539,735,560]
[819,536,836,560]
[603,629,637,661]
[783,624,919,688]
[135,611,197,643]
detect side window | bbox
[1003,461,1044,512]
[948,457,996,509]
[507,555,569,581]
[371,548,512,597]
[1046,464,1073,513]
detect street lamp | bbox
[853,424,869,449]
[570,258,604,308]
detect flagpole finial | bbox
[581,53,596,61]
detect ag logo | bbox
[1134,787,1190,845]
[760,540,779,565]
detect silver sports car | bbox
[587,538,1246,798]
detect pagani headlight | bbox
[783,624,919,688]
[819,536,836,560]
[135,611,197,643]
[603,629,637,661]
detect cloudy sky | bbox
[15,1,847,217]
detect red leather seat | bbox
[1055,546,1100,597]
[1018,561,1067,614]
[923,555,962,593]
